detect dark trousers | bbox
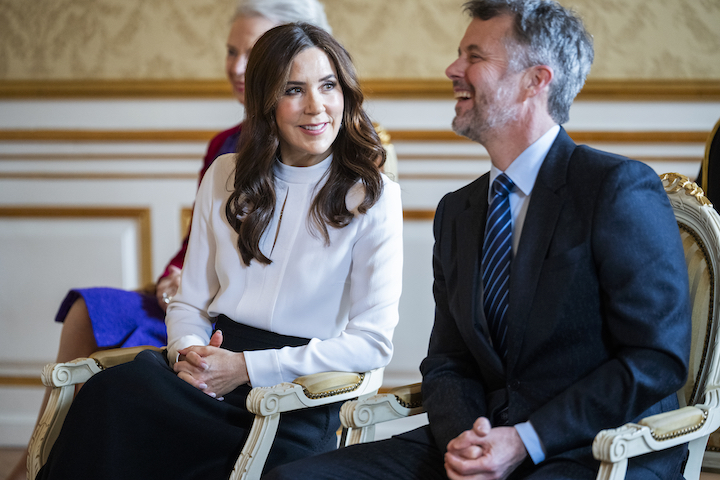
[37,316,342,480]
[263,424,687,480]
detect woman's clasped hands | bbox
[174,330,250,399]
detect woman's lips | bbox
[299,123,328,135]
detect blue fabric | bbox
[218,131,240,157]
[55,288,167,348]
[515,421,545,464]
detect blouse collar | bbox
[274,153,333,185]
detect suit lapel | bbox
[506,129,577,372]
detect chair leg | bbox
[595,458,628,480]
[27,384,75,479]
[683,435,710,480]
[230,412,281,480]
[340,425,376,447]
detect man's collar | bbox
[489,125,560,198]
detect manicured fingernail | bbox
[199,383,208,390]
[208,392,216,398]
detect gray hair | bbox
[233,0,332,34]
[463,0,593,124]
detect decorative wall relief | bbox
[0,0,718,81]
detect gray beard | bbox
[451,83,519,145]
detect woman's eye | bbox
[285,86,302,95]
[322,82,336,91]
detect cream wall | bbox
[1,0,719,80]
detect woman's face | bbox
[225,15,278,105]
[275,47,345,167]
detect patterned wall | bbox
[0,0,718,81]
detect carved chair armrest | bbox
[90,345,164,369]
[338,382,424,447]
[231,369,384,480]
[27,345,165,478]
[40,344,165,388]
[245,368,384,416]
[593,405,714,480]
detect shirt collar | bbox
[488,125,560,200]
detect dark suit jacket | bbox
[419,128,691,467]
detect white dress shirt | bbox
[486,125,560,463]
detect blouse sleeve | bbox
[164,158,227,363]
[243,178,404,387]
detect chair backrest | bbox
[661,173,720,454]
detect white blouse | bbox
[166,153,403,388]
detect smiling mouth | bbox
[300,123,328,132]
[454,90,472,100]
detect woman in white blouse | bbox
[37,23,403,480]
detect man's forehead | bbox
[459,16,513,53]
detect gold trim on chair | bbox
[293,372,366,399]
[644,409,709,441]
[660,173,712,208]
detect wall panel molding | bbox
[0,207,153,286]
[403,210,436,221]
[1,79,719,101]
[0,172,199,180]
[0,129,711,144]
[0,376,42,386]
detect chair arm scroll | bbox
[593,406,713,480]
[339,382,424,446]
[233,369,383,480]
[245,369,383,416]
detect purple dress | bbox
[55,126,242,348]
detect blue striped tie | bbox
[482,173,514,360]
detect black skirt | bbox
[37,315,342,479]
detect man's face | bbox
[446,15,524,144]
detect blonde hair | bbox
[233,0,332,33]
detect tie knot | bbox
[491,173,514,200]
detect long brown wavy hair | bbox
[226,22,386,265]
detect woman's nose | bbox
[304,91,324,114]
[234,55,248,76]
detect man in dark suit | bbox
[265,1,690,479]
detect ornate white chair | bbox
[340,173,720,480]
[592,173,720,480]
[27,346,383,480]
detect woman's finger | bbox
[176,371,208,391]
